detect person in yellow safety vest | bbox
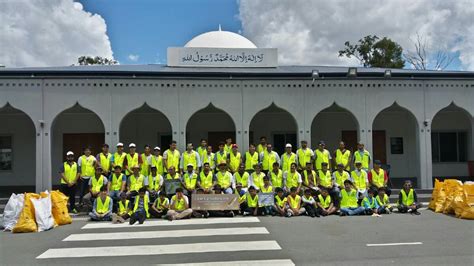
[242,186,263,216]
[256,136,267,155]
[124,143,141,176]
[362,188,380,215]
[285,187,305,217]
[224,137,233,155]
[260,143,281,174]
[333,141,351,171]
[201,146,216,172]
[273,187,287,216]
[60,151,80,213]
[353,141,371,171]
[397,180,421,215]
[163,140,181,173]
[339,180,365,216]
[130,187,149,225]
[149,146,164,176]
[107,165,126,201]
[166,188,193,221]
[150,191,170,218]
[147,166,163,200]
[284,163,302,194]
[165,166,181,180]
[332,163,351,207]
[368,160,392,196]
[297,140,314,171]
[351,161,369,199]
[112,142,127,172]
[196,139,208,162]
[182,164,198,195]
[78,146,97,206]
[227,144,242,173]
[215,162,234,194]
[214,142,228,169]
[198,162,216,193]
[376,187,393,214]
[97,143,112,176]
[301,162,317,191]
[316,187,337,216]
[112,192,131,223]
[127,165,148,198]
[314,141,331,171]
[233,164,249,192]
[268,162,283,189]
[248,163,266,191]
[261,175,274,193]
[281,143,297,173]
[140,145,152,177]
[243,144,259,173]
[180,143,201,174]
[87,166,108,204]
[89,185,113,221]
[317,162,332,190]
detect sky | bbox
[1,0,473,70]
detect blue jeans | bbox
[340,207,365,216]
[109,190,121,201]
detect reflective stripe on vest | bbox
[199,171,214,189]
[118,200,130,215]
[371,169,385,187]
[297,148,312,168]
[114,152,127,168]
[130,174,145,192]
[197,146,207,161]
[91,175,105,193]
[151,175,163,191]
[257,144,265,154]
[314,149,329,170]
[318,194,331,208]
[62,162,77,184]
[229,152,241,172]
[246,194,259,207]
[183,151,198,169]
[216,151,227,165]
[281,153,296,173]
[99,153,112,172]
[183,172,198,190]
[216,171,231,189]
[261,185,273,193]
[363,197,376,208]
[286,171,300,189]
[172,195,186,211]
[318,170,332,187]
[202,153,215,169]
[303,170,316,187]
[262,150,277,171]
[224,144,232,155]
[96,196,111,214]
[401,189,415,206]
[288,195,301,209]
[351,170,367,189]
[334,170,349,187]
[335,149,351,170]
[251,172,265,189]
[245,152,259,170]
[111,173,124,191]
[354,150,370,169]
[166,149,180,169]
[125,153,139,175]
[166,173,180,180]
[270,170,283,188]
[140,154,150,176]
[376,194,390,207]
[234,172,249,187]
[80,155,95,177]
[275,195,287,207]
[340,189,358,208]
[133,195,149,218]
[151,155,164,175]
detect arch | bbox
[311,102,360,152]
[372,102,420,187]
[119,103,173,150]
[0,103,36,190]
[249,103,298,155]
[186,103,236,151]
[51,103,106,186]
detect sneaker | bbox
[285,212,292,218]
[243,211,250,216]
[413,210,421,215]
[340,212,346,217]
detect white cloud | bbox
[128,54,139,62]
[239,0,474,70]
[0,0,113,67]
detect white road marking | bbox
[366,242,423,247]
[64,227,269,241]
[157,259,295,266]
[81,217,260,230]
[36,240,281,259]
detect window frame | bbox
[431,131,468,163]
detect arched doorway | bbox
[311,103,359,152]
[119,104,173,150]
[372,103,419,187]
[249,103,297,155]
[186,104,235,151]
[431,103,472,179]
[0,103,36,191]
[51,104,105,186]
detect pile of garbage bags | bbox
[2,190,72,233]
[429,179,474,219]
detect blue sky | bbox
[79,0,241,64]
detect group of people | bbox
[59,137,422,224]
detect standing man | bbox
[228,144,242,173]
[163,140,181,173]
[78,146,96,206]
[124,143,141,177]
[97,144,112,177]
[281,143,297,173]
[353,141,371,172]
[140,145,152,177]
[197,139,208,161]
[87,166,108,205]
[368,160,391,196]
[243,144,259,173]
[314,141,331,171]
[224,137,233,155]
[108,165,126,202]
[257,136,267,155]
[334,141,351,171]
[112,142,127,171]
[351,161,369,200]
[180,143,201,174]
[149,146,164,176]
[60,151,80,213]
[215,141,228,166]
[201,146,215,172]
[260,143,280,175]
[297,140,314,171]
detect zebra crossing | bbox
[36,217,295,265]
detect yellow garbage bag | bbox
[12,193,40,233]
[434,180,448,213]
[50,190,72,225]
[429,179,442,210]
[457,182,474,219]
[444,179,464,214]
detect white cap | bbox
[116,142,124,147]
[285,143,292,148]
[187,163,194,167]
[66,151,74,156]
[129,143,136,148]
[153,146,161,150]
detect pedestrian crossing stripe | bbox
[64,227,269,241]
[36,240,281,259]
[156,259,295,265]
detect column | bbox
[471,118,474,160]
[35,126,43,193]
[42,126,52,191]
[419,123,433,188]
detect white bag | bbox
[30,192,55,232]
[2,193,25,231]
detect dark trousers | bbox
[398,203,420,213]
[302,203,317,216]
[370,186,392,196]
[244,207,264,216]
[130,210,146,224]
[60,184,77,211]
[78,178,90,204]
[209,210,234,217]
[150,208,167,218]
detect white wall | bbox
[311,111,358,150]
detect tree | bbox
[403,33,453,70]
[76,56,118,66]
[339,35,405,68]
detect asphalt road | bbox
[0,210,472,266]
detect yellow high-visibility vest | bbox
[251,172,265,189]
[275,195,287,208]
[262,150,277,171]
[216,171,232,189]
[303,170,316,187]
[351,170,367,189]
[183,172,198,190]
[354,150,370,169]
[202,153,215,169]
[62,162,77,184]
[246,194,259,208]
[151,155,164,175]
[314,149,330,170]
[229,152,241,172]
[286,171,300,189]
[400,189,415,206]
[261,185,273,193]
[287,195,301,209]
[80,155,95,177]
[118,200,131,215]
[318,194,331,208]
[171,195,187,211]
[334,170,350,187]
[234,171,249,187]
[165,149,180,170]
[244,151,259,171]
[113,152,127,168]
[99,153,112,172]
[340,189,358,208]
[125,153,139,175]
[197,146,207,161]
[371,169,385,187]
[376,194,390,207]
[91,175,105,193]
[140,154,150,177]
[216,151,227,165]
[151,174,163,191]
[257,144,265,154]
[281,152,296,173]
[270,169,283,188]
[318,170,332,187]
[182,151,198,169]
[224,144,232,155]
[133,195,149,218]
[129,174,145,192]
[199,171,214,189]
[166,173,180,180]
[110,173,125,191]
[96,196,111,214]
[297,148,312,169]
[335,149,351,170]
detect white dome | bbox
[185,29,257,49]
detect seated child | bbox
[112,192,130,223]
[285,187,305,217]
[397,180,421,215]
[376,187,393,214]
[362,188,380,215]
[130,187,150,225]
[273,187,287,216]
[150,191,169,218]
[89,185,113,221]
[316,187,337,216]
[301,189,319,218]
[242,186,263,216]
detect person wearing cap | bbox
[86,166,108,205]
[127,164,148,199]
[179,143,201,174]
[214,141,228,167]
[302,162,317,191]
[227,144,241,173]
[89,185,113,221]
[268,162,283,189]
[248,163,266,191]
[166,187,193,221]
[97,144,112,177]
[197,139,208,162]
[257,136,267,155]
[149,146,164,176]
[233,164,249,192]
[224,137,233,155]
[260,143,280,175]
[201,146,215,172]
[59,151,81,213]
[351,160,369,199]
[163,140,181,173]
[78,146,97,206]
[314,141,331,171]
[281,143,297,173]
[334,141,351,171]
[107,165,126,203]
[332,163,351,207]
[215,162,234,194]
[243,143,259,173]
[147,166,163,201]
[124,143,141,176]
[165,166,181,180]
[283,163,302,194]
[140,145,152,177]
[112,142,127,171]
[368,160,391,196]
[353,142,371,171]
[198,162,216,193]
[297,140,314,171]
[182,163,198,195]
